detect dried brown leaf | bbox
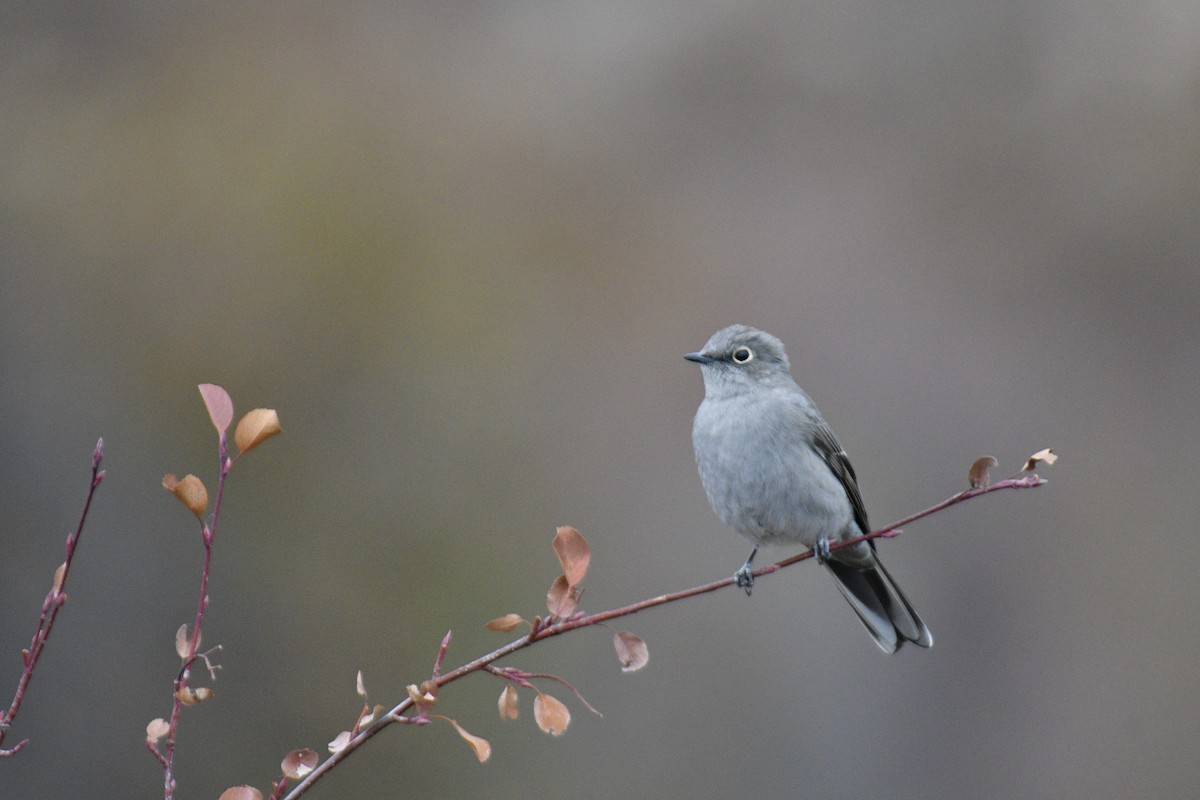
[407,683,437,714]
[613,631,650,672]
[198,384,234,435]
[52,562,66,593]
[448,718,492,763]
[498,685,519,721]
[234,408,282,455]
[164,473,208,518]
[146,718,170,744]
[281,748,319,780]
[553,526,590,586]
[175,686,214,706]
[218,787,263,800]
[533,692,570,736]
[1022,448,1058,472]
[546,575,580,617]
[968,455,999,489]
[484,613,528,632]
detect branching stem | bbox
[282,475,1044,799]
[162,437,233,799]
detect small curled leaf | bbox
[281,748,319,780]
[234,408,282,455]
[175,686,214,706]
[199,384,235,435]
[613,631,650,672]
[1022,448,1058,472]
[328,731,352,753]
[175,624,197,659]
[163,473,208,518]
[448,718,492,763]
[553,526,590,587]
[357,707,376,729]
[218,787,263,800]
[533,692,570,736]
[52,562,66,593]
[407,683,437,714]
[484,614,528,632]
[546,575,580,618]
[146,718,170,744]
[356,670,367,698]
[968,456,999,489]
[498,685,519,721]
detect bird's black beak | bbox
[684,351,714,364]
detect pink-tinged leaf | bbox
[175,624,195,659]
[553,526,590,586]
[448,718,492,763]
[145,718,170,744]
[281,748,319,780]
[533,692,570,736]
[613,631,650,672]
[356,670,367,698]
[218,787,263,800]
[968,455,999,489]
[328,731,352,753]
[484,613,528,632]
[498,685,519,721]
[198,384,234,435]
[234,408,282,455]
[546,575,580,617]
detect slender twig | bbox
[161,435,233,799]
[0,439,104,758]
[281,475,1044,799]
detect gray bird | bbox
[686,324,932,653]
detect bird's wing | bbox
[809,420,871,535]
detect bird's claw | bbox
[813,537,832,564]
[734,563,755,596]
[734,548,757,596]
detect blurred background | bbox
[2,3,1198,798]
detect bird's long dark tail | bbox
[824,555,933,654]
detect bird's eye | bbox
[732,347,754,364]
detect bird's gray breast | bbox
[692,390,854,548]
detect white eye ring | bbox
[732,347,754,364]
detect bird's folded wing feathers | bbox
[808,420,871,535]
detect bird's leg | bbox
[734,548,757,596]
[812,536,831,564]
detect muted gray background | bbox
[2,3,1198,798]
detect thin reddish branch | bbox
[161,435,234,799]
[281,475,1044,799]
[432,630,453,680]
[0,438,104,758]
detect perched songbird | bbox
[686,324,932,653]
